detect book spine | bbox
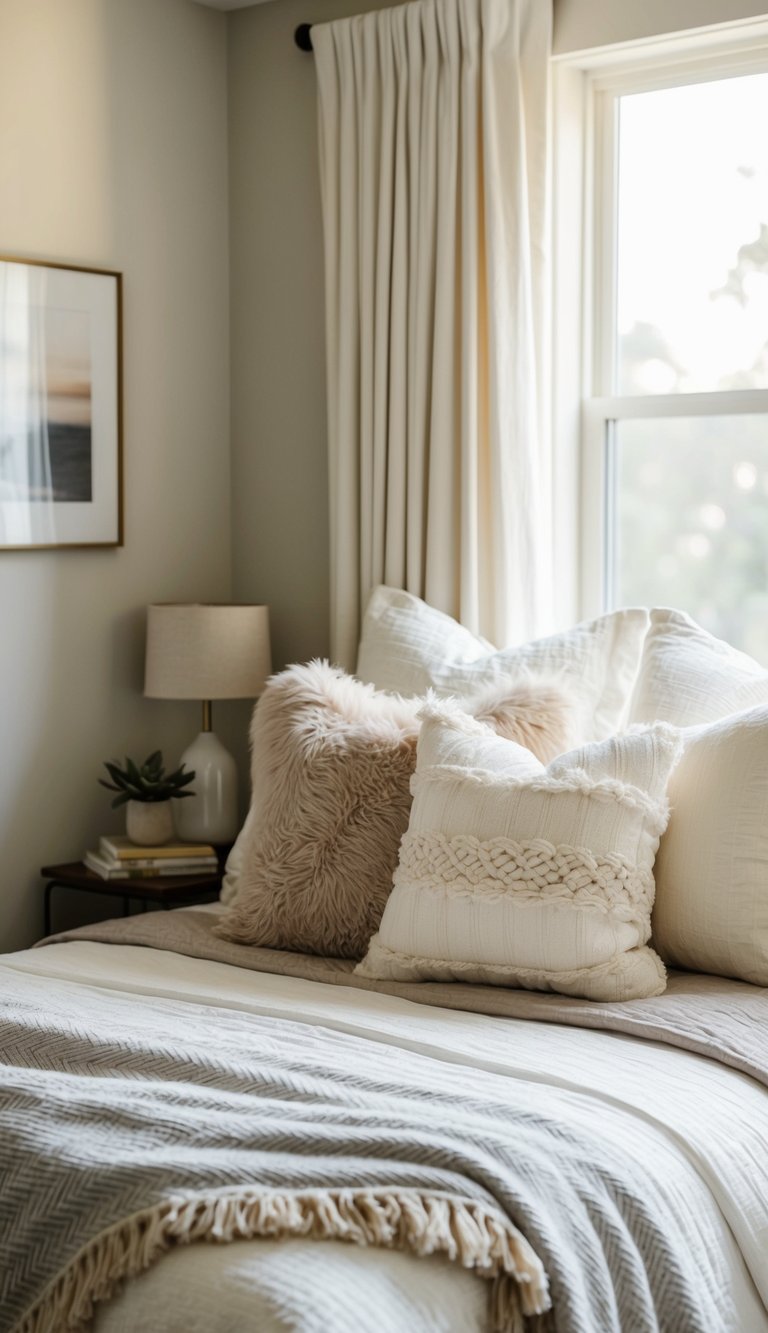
[88,866,218,881]
[100,842,216,862]
[85,857,127,880]
[98,863,218,874]
[115,866,218,880]
[85,853,218,880]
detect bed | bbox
[2,902,768,1333]
[6,592,768,1331]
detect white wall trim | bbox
[191,1,275,11]
[553,14,768,69]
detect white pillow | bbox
[356,586,649,742]
[356,701,681,1002]
[219,808,254,906]
[627,607,768,728]
[652,705,768,985]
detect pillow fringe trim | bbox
[13,1187,550,1333]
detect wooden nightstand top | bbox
[41,861,223,901]
[40,861,225,936]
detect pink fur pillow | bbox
[215,660,575,959]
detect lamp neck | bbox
[202,700,213,733]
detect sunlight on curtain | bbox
[0,264,54,545]
[315,0,553,670]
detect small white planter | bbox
[126,799,174,847]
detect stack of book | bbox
[85,835,219,881]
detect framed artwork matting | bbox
[0,255,122,550]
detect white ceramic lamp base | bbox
[174,731,238,844]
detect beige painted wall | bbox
[554,0,768,54]
[0,0,233,951]
[228,0,404,670]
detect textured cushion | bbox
[627,607,768,728]
[357,700,681,1001]
[219,808,254,906]
[216,661,576,957]
[357,586,649,742]
[652,705,768,985]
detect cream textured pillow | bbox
[357,701,681,1001]
[356,586,649,742]
[627,607,768,728]
[218,808,254,906]
[652,705,768,985]
[216,661,576,956]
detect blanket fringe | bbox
[15,1188,550,1333]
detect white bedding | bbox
[4,913,768,1332]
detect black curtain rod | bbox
[295,24,314,52]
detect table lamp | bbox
[144,603,271,843]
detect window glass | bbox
[612,414,768,660]
[616,73,768,395]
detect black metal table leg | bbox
[43,881,56,936]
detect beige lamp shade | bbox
[144,604,272,700]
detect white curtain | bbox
[315,0,552,671]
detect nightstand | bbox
[40,860,224,937]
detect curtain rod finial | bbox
[295,24,313,53]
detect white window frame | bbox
[552,19,768,626]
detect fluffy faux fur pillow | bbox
[215,660,576,959]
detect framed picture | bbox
[0,256,122,550]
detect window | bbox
[571,38,768,663]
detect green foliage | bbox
[98,750,196,809]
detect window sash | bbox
[580,390,768,618]
[564,37,768,622]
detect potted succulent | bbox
[99,750,196,846]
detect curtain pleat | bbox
[316,0,552,671]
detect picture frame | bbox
[0,255,122,550]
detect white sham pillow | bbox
[219,808,254,906]
[356,701,681,1002]
[627,607,768,728]
[652,704,768,985]
[356,586,649,742]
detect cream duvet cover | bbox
[2,905,768,1332]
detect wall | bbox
[228,0,403,670]
[554,0,768,55]
[0,0,232,951]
